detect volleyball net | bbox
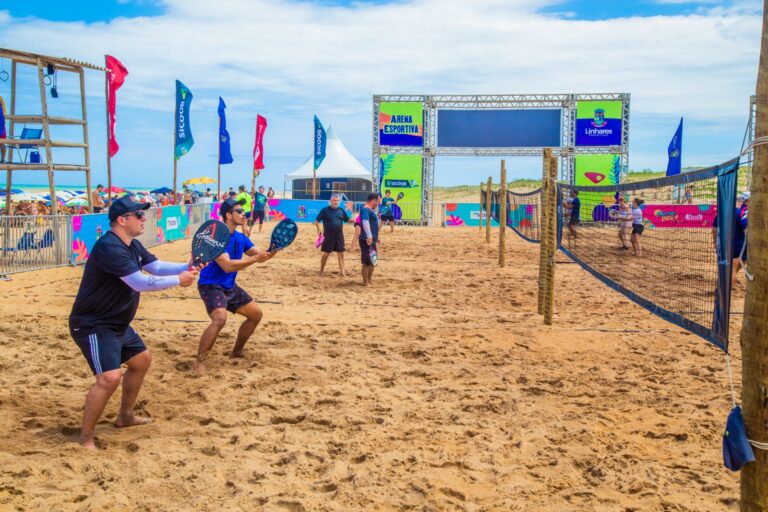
[484,187,542,242]
[557,157,741,351]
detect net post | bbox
[499,160,507,268]
[479,181,484,232]
[543,149,558,325]
[485,176,492,243]
[537,152,549,315]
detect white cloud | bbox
[0,0,761,184]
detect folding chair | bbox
[9,127,43,163]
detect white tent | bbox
[284,126,372,181]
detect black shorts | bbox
[71,326,146,375]
[198,284,253,315]
[734,242,747,261]
[359,239,377,265]
[568,218,580,226]
[93,207,104,214]
[321,230,345,253]
[251,210,265,224]
[632,223,644,235]
[381,214,395,222]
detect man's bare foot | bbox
[230,350,245,359]
[318,271,325,276]
[114,414,153,428]
[79,437,98,451]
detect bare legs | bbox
[79,350,153,451]
[320,252,346,276]
[195,302,263,373]
[361,264,374,287]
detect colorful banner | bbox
[642,204,716,229]
[313,115,326,170]
[156,205,192,242]
[218,97,233,165]
[174,80,194,159]
[379,154,423,221]
[575,100,623,147]
[71,213,110,264]
[105,55,128,158]
[574,154,622,221]
[444,203,498,227]
[379,102,424,147]
[253,114,267,171]
[267,198,354,223]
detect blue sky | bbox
[0,0,762,190]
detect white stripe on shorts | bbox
[88,334,103,374]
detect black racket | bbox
[192,220,231,265]
[268,218,298,252]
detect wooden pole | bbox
[104,57,113,208]
[740,1,768,508]
[543,149,558,326]
[485,176,492,243]
[36,58,56,216]
[5,60,16,215]
[313,169,317,200]
[499,160,507,268]
[537,151,549,316]
[79,69,93,214]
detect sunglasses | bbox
[122,211,146,220]
[233,208,245,214]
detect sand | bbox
[0,224,746,511]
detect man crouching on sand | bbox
[194,198,278,373]
[69,197,200,450]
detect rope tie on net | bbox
[741,136,768,155]
[725,353,768,451]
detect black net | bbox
[507,189,542,242]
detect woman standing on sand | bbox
[630,198,645,257]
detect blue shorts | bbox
[734,242,747,262]
[321,230,345,253]
[71,326,147,375]
[359,239,377,265]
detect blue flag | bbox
[666,117,683,176]
[313,115,327,170]
[174,80,194,159]
[218,97,233,165]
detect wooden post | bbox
[104,58,113,208]
[485,176,492,243]
[543,149,558,326]
[499,160,507,268]
[740,1,768,508]
[479,181,484,232]
[5,60,16,216]
[36,58,56,216]
[79,69,93,214]
[537,152,549,315]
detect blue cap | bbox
[723,405,755,471]
[108,195,150,222]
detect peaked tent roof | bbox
[284,126,372,181]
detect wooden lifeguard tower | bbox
[0,48,107,215]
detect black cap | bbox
[219,198,246,218]
[108,196,151,222]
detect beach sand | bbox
[0,225,745,511]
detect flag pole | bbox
[313,168,317,200]
[104,56,112,207]
[217,116,221,202]
[173,95,177,204]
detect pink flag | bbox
[106,55,128,158]
[253,114,267,170]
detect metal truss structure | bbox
[372,94,630,225]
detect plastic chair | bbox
[9,127,43,163]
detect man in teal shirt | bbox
[379,190,399,233]
[252,185,268,234]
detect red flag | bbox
[253,114,267,171]
[106,55,128,158]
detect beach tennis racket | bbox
[268,218,298,252]
[192,220,231,265]
[369,247,378,267]
[396,192,404,200]
[314,233,325,249]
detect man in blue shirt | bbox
[69,196,199,450]
[379,190,400,233]
[563,189,580,239]
[195,198,278,373]
[359,193,380,287]
[315,194,351,276]
[713,191,750,287]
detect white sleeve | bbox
[142,260,188,276]
[362,219,373,239]
[120,271,180,292]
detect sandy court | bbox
[0,223,746,511]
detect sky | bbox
[0,0,762,191]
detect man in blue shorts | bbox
[195,198,278,373]
[713,191,750,287]
[315,194,351,276]
[252,185,268,234]
[379,190,399,232]
[69,196,199,450]
[359,192,380,287]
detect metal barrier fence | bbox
[0,215,72,275]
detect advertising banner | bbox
[574,154,621,221]
[268,198,355,223]
[642,204,716,229]
[575,100,623,147]
[444,203,498,227]
[71,213,110,264]
[174,80,194,159]
[379,102,424,147]
[379,154,423,221]
[157,205,192,242]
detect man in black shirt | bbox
[315,194,351,276]
[69,196,199,450]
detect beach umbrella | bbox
[11,192,45,202]
[183,176,216,187]
[65,197,90,207]
[105,186,126,194]
[150,187,173,194]
[0,188,24,196]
